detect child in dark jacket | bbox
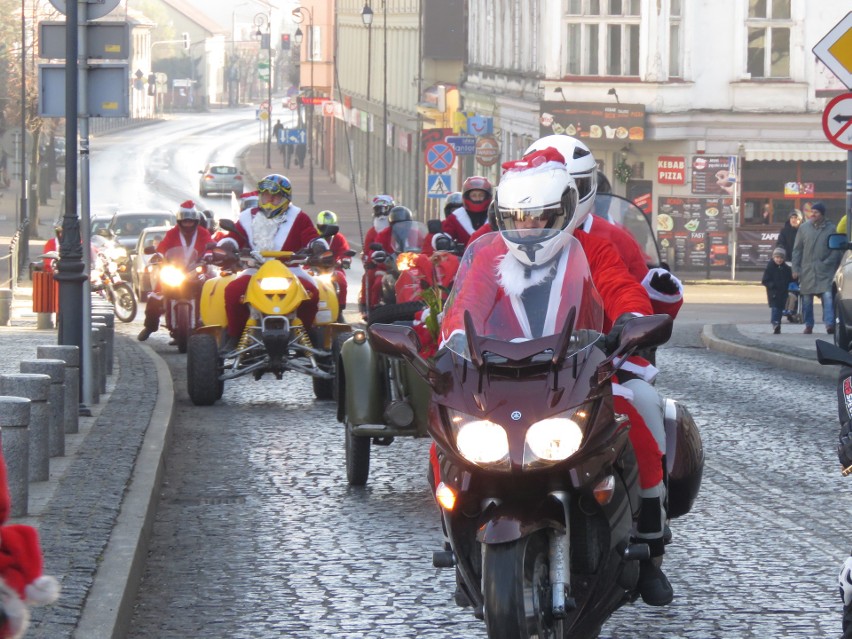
[761,246,793,334]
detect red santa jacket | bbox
[42,238,58,273]
[328,232,351,262]
[155,225,213,259]
[218,205,319,252]
[441,230,653,340]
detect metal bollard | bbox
[0,374,50,482]
[91,323,107,395]
[20,359,66,458]
[91,311,115,375]
[0,289,12,326]
[36,345,80,435]
[89,329,101,405]
[0,396,31,516]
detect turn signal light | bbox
[593,475,615,505]
[435,482,456,511]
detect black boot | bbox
[635,497,673,606]
[638,558,673,606]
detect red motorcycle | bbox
[368,231,703,639]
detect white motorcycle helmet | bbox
[495,157,579,268]
[524,135,597,229]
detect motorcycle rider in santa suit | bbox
[425,178,493,256]
[216,174,325,353]
[437,148,676,606]
[316,209,350,312]
[138,200,213,341]
[835,365,852,637]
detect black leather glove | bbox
[649,270,679,295]
[839,421,852,468]
[605,313,636,355]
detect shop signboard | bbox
[539,101,645,141]
[690,155,737,196]
[783,182,815,197]
[737,229,780,269]
[657,156,686,185]
[656,196,735,269]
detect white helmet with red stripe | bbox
[524,135,597,229]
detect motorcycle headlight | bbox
[258,277,290,291]
[107,247,127,261]
[523,406,590,469]
[159,264,186,287]
[447,408,509,469]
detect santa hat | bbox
[241,191,258,200]
[501,147,566,175]
[0,525,60,638]
[178,200,197,215]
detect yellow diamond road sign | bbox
[814,11,852,89]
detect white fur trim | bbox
[613,356,659,383]
[450,209,475,236]
[24,575,60,606]
[612,383,634,401]
[641,267,683,303]
[0,580,28,639]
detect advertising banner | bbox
[539,101,645,141]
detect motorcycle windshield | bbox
[440,230,605,361]
[593,193,661,267]
[389,221,428,254]
[163,246,199,267]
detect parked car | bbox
[91,214,113,237]
[830,232,852,350]
[130,225,171,301]
[106,210,176,279]
[199,164,244,198]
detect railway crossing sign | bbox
[822,93,852,151]
[424,142,456,173]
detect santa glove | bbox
[649,270,680,295]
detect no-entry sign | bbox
[822,92,852,151]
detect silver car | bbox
[199,164,245,198]
[130,225,171,300]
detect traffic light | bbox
[281,33,291,50]
[181,32,190,50]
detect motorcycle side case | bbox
[664,398,704,518]
[199,273,238,329]
[340,334,383,425]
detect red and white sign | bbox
[287,98,298,111]
[822,92,852,151]
[475,135,500,167]
[322,101,335,117]
[657,156,686,184]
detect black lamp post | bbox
[361,3,373,198]
[255,13,272,169]
[292,6,315,205]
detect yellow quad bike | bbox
[186,242,350,406]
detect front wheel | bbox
[836,294,851,350]
[345,422,370,486]
[482,532,563,639]
[187,334,221,406]
[111,282,137,323]
[174,304,192,353]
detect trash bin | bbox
[32,270,58,313]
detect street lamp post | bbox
[361,3,373,199]
[382,0,387,194]
[293,6,315,205]
[255,12,272,169]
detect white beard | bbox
[373,216,389,233]
[252,213,282,252]
[496,254,556,297]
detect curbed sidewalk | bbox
[1,294,174,639]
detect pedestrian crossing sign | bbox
[427,174,452,199]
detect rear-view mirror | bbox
[828,233,850,251]
[618,314,673,352]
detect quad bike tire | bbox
[187,334,221,406]
[366,301,425,326]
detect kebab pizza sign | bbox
[657,156,686,185]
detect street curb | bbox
[73,341,174,639]
[700,323,835,381]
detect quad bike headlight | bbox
[258,277,291,291]
[523,405,590,469]
[447,408,509,469]
[159,264,186,287]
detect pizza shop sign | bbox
[657,156,686,185]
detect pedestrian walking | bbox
[791,201,841,334]
[295,142,306,169]
[776,209,802,263]
[761,247,793,334]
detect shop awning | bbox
[744,142,846,162]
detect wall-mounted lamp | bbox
[607,87,620,104]
[554,86,567,102]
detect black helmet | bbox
[388,205,414,226]
[443,192,464,218]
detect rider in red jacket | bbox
[316,210,350,312]
[138,200,212,341]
